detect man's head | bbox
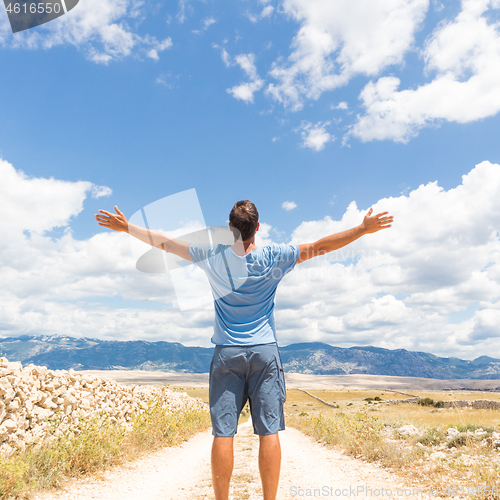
[229,200,259,242]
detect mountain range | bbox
[1,335,500,380]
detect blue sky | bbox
[1,0,500,360]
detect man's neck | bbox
[231,238,257,256]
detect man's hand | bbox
[360,208,394,234]
[297,207,394,264]
[95,206,129,232]
[95,205,192,262]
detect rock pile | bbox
[0,358,207,458]
[395,424,500,449]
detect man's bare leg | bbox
[212,436,234,500]
[259,433,281,500]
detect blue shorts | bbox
[209,343,287,437]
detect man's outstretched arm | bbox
[95,206,192,261]
[296,208,393,264]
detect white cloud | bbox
[276,160,500,358]
[155,74,176,88]
[282,201,298,211]
[255,222,276,246]
[212,43,231,67]
[350,0,500,142]
[227,54,265,103]
[246,5,275,23]
[147,50,160,61]
[331,101,348,110]
[2,158,500,357]
[192,17,217,35]
[471,303,500,341]
[0,157,216,346]
[296,121,334,151]
[260,5,275,19]
[90,185,113,199]
[0,159,107,236]
[146,37,173,61]
[176,0,191,23]
[0,0,173,64]
[221,48,231,67]
[203,17,217,29]
[266,0,429,110]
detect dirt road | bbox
[33,420,425,500]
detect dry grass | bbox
[285,388,500,424]
[0,401,210,500]
[169,386,209,403]
[380,405,500,429]
[285,388,500,500]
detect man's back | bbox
[189,243,299,345]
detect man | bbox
[95,201,393,500]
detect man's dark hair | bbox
[229,200,259,241]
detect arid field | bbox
[3,367,499,499]
[81,370,500,391]
[79,370,500,499]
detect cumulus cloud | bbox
[266,0,429,110]
[296,121,334,151]
[255,222,276,247]
[276,161,500,358]
[282,201,298,211]
[470,304,500,341]
[0,0,172,64]
[0,157,216,346]
[0,159,110,236]
[213,45,265,104]
[227,53,265,103]
[331,101,348,110]
[2,158,500,357]
[350,0,500,142]
[90,185,113,198]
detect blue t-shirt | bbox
[189,243,299,345]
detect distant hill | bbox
[1,335,500,379]
[279,343,500,379]
[0,335,212,373]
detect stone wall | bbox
[443,399,500,410]
[385,397,500,409]
[0,358,207,458]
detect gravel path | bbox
[33,420,425,500]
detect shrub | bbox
[419,398,435,406]
[418,398,444,408]
[413,426,445,446]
